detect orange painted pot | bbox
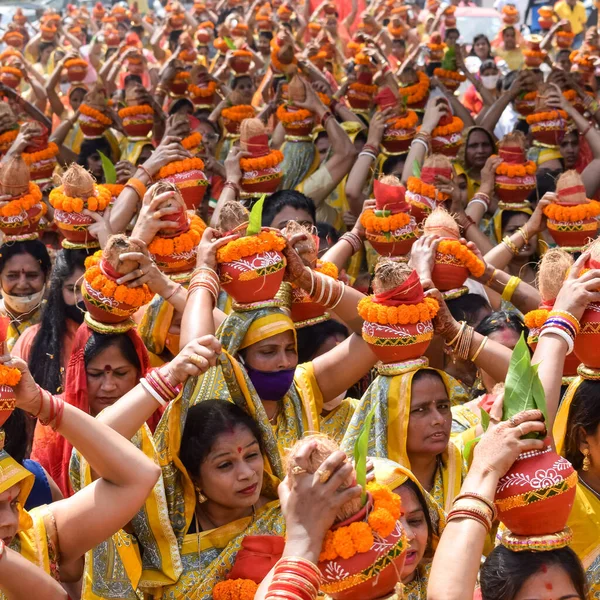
[283,116,315,138]
[170,77,190,96]
[0,386,16,428]
[318,494,407,600]
[514,98,536,117]
[529,119,566,147]
[495,439,577,536]
[67,64,87,83]
[405,190,436,224]
[381,127,415,155]
[432,251,469,291]
[79,114,108,138]
[431,133,463,157]
[547,210,598,248]
[0,71,20,89]
[495,174,536,204]
[347,89,373,110]
[161,168,208,210]
[82,279,137,324]
[29,157,57,182]
[0,204,44,237]
[218,250,286,304]
[222,118,243,135]
[574,302,600,368]
[362,319,434,364]
[365,217,418,257]
[291,287,328,325]
[538,17,553,29]
[230,55,252,74]
[122,115,154,138]
[54,209,99,243]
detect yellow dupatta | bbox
[3,304,44,351]
[341,361,468,513]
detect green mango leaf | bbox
[441,46,457,72]
[531,362,549,423]
[354,402,377,505]
[480,407,490,433]
[224,36,236,50]
[99,151,117,184]
[412,160,421,178]
[463,436,480,463]
[247,194,266,236]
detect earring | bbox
[583,448,591,472]
[195,485,208,503]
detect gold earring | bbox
[195,485,208,503]
[583,448,591,472]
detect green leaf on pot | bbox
[247,194,266,236]
[463,436,480,463]
[441,46,457,72]
[224,36,236,50]
[354,401,377,505]
[412,160,421,178]
[374,209,391,218]
[480,407,490,433]
[99,151,117,184]
[502,333,547,438]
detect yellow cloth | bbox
[554,0,587,35]
[320,398,359,444]
[453,162,480,203]
[2,305,43,351]
[494,47,524,71]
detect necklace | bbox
[194,503,257,533]
[579,475,600,501]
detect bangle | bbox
[456,323,475,361]
[454,492,497,521]
[340,231,362,254]
[310,271,344,308]
[137,164,154,184]
[484,268,497,287]
[548,309,581,333]
[140,377,168,407]
[411,137,430,154]
[502,236,520,256]
[447,321,467,347]
[468,198,488,212]
[517,226,529,245]
[329,98,339,114]
[154,367,181,397]
[320,110,334,127]
[125,177,147,201]
[223,180,241,199]
[460,215,475,234]
[164,283,182,301]
[539,324,574,354]
[362,143,379,156]
[358,151,377,161]
[470,335,488,362]
[188,267,220,306]
[501,276,521,302]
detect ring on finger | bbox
[189,353,207,368]
[518,424,525,437]
[509,416,518,427]
[316,468,332,484]
[292,465,307,475]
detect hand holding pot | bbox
[163,335,222,386]
[408,234,440,290]
[130,188,183,245]
[553,251,600,321]
[196,226,239,271]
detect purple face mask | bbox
[245,365,295,401]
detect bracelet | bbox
[501,276,521,303]
[411,137,430,154]
[329,98,339,114]
[164,283,182,301]
[140,377,168,407]
[188,267,220,306]
[456,323,475,361]
[454,492,498,521]
[37,390,65,430]
[539,324,574,355]
[447,508,492,533]
[339,231,362,254]
[358,151,377,161]
[448,497,494,531]
[223,180,241,199]
[320,110,334,128]
[484,268,497,287]
[517,227,529,245]
[545,316,578,338]
[125,177,147,202]
[137,164,154,184]
[362,143,379,156]
[468,198,488,213]
[266,556,322,600]
[502,236,520,256]
[154,367,182,397]
[310,271,344,308]
[447,321,467,347]
[548,309,581,333]
[460,215,475,234]
[470,336,488,362]
[155,84,168,95]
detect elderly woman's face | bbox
[466,130,493,170]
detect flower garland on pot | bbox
[346,52,377,113]
[502,3,519,24]
[428,101,464,157]
[83,235,154,333]
[49,163,111,248]
[212,579,258,600]
[277,76,315,139]
[542,170,600,250]
[406,154,452,223]
[514,90,537,118]
[169,70,190,96]
[537,4,553,29]
[221,89,257,149]
[427,32,446,61]
[0,361,22,427]
[238,118,283,199]
[360,175,418,257]
[433,47,466,92]
[374,87,418,156]
[181,131,203,155]
[155,156,208,211]
[118,102,154,139]
[399,69,430,113]
[423,208,485,290]
[526,101,568,148]
[189,79,217,108]
[269,32,297,75]
[494,131,537,204]
[523,34,547,67]
[65,57,88,83]
[79,103,112,139]
[18,122,59,188]
[0,116,18,156]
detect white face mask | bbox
[2,286,45,315]
[481,74,499,90]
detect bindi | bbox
[237,447,242,454]
[545,583,553,591]
[541,564,548,573]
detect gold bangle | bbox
[484,268,497,287]
[457,324,475,361]
[502,276,521,303]
[447,321,466,347]
[470,336,488,362]
[502,235,520,256]
[517,227,529,245]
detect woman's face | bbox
[466,130,493,171]
[86,344,139,416]
[62,267,84,306]
[504,212,537,258]
[560,131,580,170]
[513,564,581,600]
[69,88,86,112]
[473,37,490,59]
[316,135,330,164]
[197,121,220,157]
[503,28,516,49]
[270,206,315,230]
[406,374,451,457]
[581,423,600,479]
[198,425,263,509]
[86,151,104,180]
[396,485,428,583]
[233,77,255,104]
[244,330,298,373]
[1,253,45,297]
[0,483,21,547]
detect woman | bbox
[465,34,494,73]
[493,26,523,71]
[463,60,501,117]
[13,249,87,394]
[0,240,51,351]
[454,127,496,202]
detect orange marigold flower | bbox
[387,110,418,131]
[349,81,378,95]
[156,157,206,180]
[360,209,411,233]
[523,308,549,329]
[240,149,284,172]
[79,104,112,125]
[213,579,258,600]
[22,142,59,166]
[407,176,450,201]
[400,71,430,105]
[431,116,464,137]
[118,104,154,118]
[0,364,21,387]
[0,182,42,218]
[148,214,206,255]
[49,185,111,213]
[368,507,396,538]
[217,230,287,263]
[437,240,485,277]
[276,105,313,124]
[495,158,537,178]
[525,110,568,125]
[319,529,338,561]
[332,527,356,559]
[189,81,217,98]
[358,296,439,325]
[222,105,256,122]
[433,67,466,82]
[348,521,374,553]
[542,200,600,222]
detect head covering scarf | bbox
[492,202,533,244]
[31,322,156,497]
[341,361,468,512]
[454,127,497,202]
[0,448,34,532]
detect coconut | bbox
[240,118,266,153]
[149,180,186,211]
[372,258,412,295]
[499,130,527,150]
[556,170,587,205]
[217,199,249,233]
[62,163,95,199]
[537,249,573,303]
[286,434,362,523]
[124,83,147,106]
[103,234,144,275]
[0,155,30,197]
[588,237,600,264]
[379,174,402,187]
[421,154,453,185]
[534,83,555,112]
[288,74,307,103]
[423,207,460,239]
[84,88,108,111]
[283,220,317,267]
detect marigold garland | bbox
[156,157,205,180]
[0,181,42,217]
[189,81,217,98]
[174,71,190,81]
[407,176,450,201]
[388,110,418,131]
[49,184,111,213]
[216,229,286,263]
[495,159,536,177]
[0,364,21,387]
[521,91,537,101]
[400,71,430,104]
[270,49,297,73]
[213,579,258,600]
[240,149,284,171]
[360,208,411,233]
[182,132,203,150]
[358,295,439,325]
[276,105,313,124]
[65,58,88,69]
[349,82,378,95]
[101,183,125,198]
[526,110,568,124]
[221,105,256,122]
[0,129,18,149]
[543,200,600,222]
[431,116,464,137]
[317,260,338,279]
[433,67,466,82]
[148,214,206,255]
[437,240,485,277]
[523,48,546,59]
[118,105,154,118]
[0,66,23,79]
[79,104,112,125]
[524,308,549,329]
[22,142,59,165]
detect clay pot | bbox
[432,249,469,291]
[381,131,414,155]
[161,167,208,210]
[0,203,44,237]
[170,76,190,96]
[362,319,433,364]
[0,70,20,89]
[347,88,373,110]
[0,386,16,428]
[556,32,575,48]
[495,174,536,204]
[150,247,196,273]
[574,302,600,368]
[431,133,462,158]
[82,278,137,323]
[291,287,328,325]
[529,117,566,147]
[54,209,99,243]
[230,54,252,74]
[79,114,108,138]
[495,439,576,536]
[121,112,154,138]
[365,215,418,257]
[318,494,407,600]
[514,97,536,117]
[67,64,87,83]
[218,250,286,303]
[282,111,315,138]
[406,191,436,224]
[241,166,282,197]
[547,205,598,248]
[29,156,57,182]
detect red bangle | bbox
[320,110,333,128]
[137,164,154,183]
[223,180,240,199]
[362,143,379,156]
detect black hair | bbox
[470,34,492,59]
[399,478,434,556]
[381,154,406,176]
[479,59,498,74]
[501,210,534,236]
[262,190,316,227]
[168,28,182,50]
[196,115,221,137]
[502,70,519,92]
[131,25,144,37]
[444,28,459,39]
[168,97,194,115]
[179,400,263,479]
[296,319,348,363]
[259,30,274,41]
[0,239,51,280]
[392,38,406,48]
[446,293,491,327]
[481,546,587,600]
[476,310,529,341]
[84,331,141,373]
[232,74,253,89]
[38,41,56,57]
[535,168,562,196]
[412,368,445,388]
[124,74,143,88]
[29,249,88,394]
[77,137,113,174]
[317,222,340,249]
[3,408,29,464]
[564,380,600,470]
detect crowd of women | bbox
[0,0,600,598]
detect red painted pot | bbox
[529,120,565,147]
[79,114,108,138]
[170,77,190,96]
[547,216,598,248]
[318,494,407,600]
[122,115,154,138]
[67,64,87,83]
[366,217,418,257]
[438,76,461,92]
[218,250,286,304]
[222,118,243,135]
[54,209,99,243]
[574,302,600,368]
[431,133,463,158]
[538,17,554,29]
[0,72,20,89]
[556,33,575,48]
[192,91,216,108]
[0,385,16,428]
[495,175,537,204]
[230,55,252,74]
[514,98,536,117]
[381,132,413,155]
[406,190,436,224]
[362,319,434,364]
[241,166,283,197]
[495,439,576,536]
[82,279,137,324]
[283,117,315,138]
[150,248,196,274]
[291,287,328,324]
[29,157,57,182]
[162,168,208,210]
[0,204,44,237]
[432,251,469,291]
[347,89,373,110]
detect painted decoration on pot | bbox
[514,91,537,118]
[406,154,452,223]
[523,34,547,68]
[430,107,464,158]
[155,157,208,211]
[374,87,417,155]
[20,122,58,187]
[494,132,537,204]
[433,47,466,93]
[399,70,430,113]
[361,175,418,257]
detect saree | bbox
[137,294,179,361]
[341,361,468,512]
[0,303,44,351]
